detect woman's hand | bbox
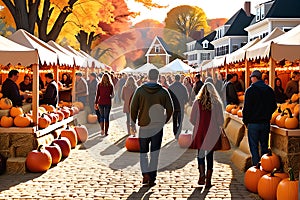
[94,104,98,110]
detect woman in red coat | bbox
[121,76,137,135]
[189,82,224,188]
[94,73,114,136]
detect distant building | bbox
[211,2,254,56]
[245,0,300,41]
[184,31,216,67]
[145,36,171,67]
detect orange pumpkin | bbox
[74,124,89,143]
[275,109,288,128]
[244,163,268,193]
[55,110,64,121]
[9,107,24,117]
[271,106,282,125]
[25,145,52,172]
[60,108,70,119]
[60,126,77,148]
[273,170,289,180]
[72,106,80,115]
[0,93,3,98]
[231,107,239,115]
[293,104,299,116]
[73,101,84,111]
[290,93,299,103]
[237,109,243,117]
[226,104,237,113]
[284,108,299,129]
[0,116,14,127]
[277,168,299,200]
[178,131,193,148]
[47,113,58,124]
[87,114,98,124]
[52,137,71,158]
[38,113,51,129]
[125,135,140,152]
[45,144,62,165]
[0,98,13,110]
[260,149,281,172]
[40,104,56,113]
[14,114,32,127]
[258,169,283,200]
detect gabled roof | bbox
[224,9,255,36]
[194,31,216,50]
[250,0,300,25]
[145,36,172,56]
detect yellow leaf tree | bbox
[164,5,210,57]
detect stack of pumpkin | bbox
[26,124,89,173]
[244,149,299,200]
[225,104,243,118]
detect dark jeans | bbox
[197,150,214,170]
[247,122,270,166]
[139,128,163,181]
[97,105,111,123]
[173,109,184,138]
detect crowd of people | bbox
[1,68,299,188]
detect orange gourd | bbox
[244,163,268,193]
[60,126,77,148]
[38,113,51,129]
[226,104,237,113]
[237,109,243,117]
[275,109,288,128]
[0,98,13,110]
[87,114,98,124]
[260,149,281,172]
[25,145,52,172]
[45,144,62,165]
[14,114,32,127]
[231,106,239,115]
[73,101,84,111]
[271,106,282,125]
[293,104,299,116]
[9,107,24,117]
[125,135,140,152]
[52,137,71,158]
[277,168,299,200]
[40,104,56,113]
[284,108,299,129]
[0,116,14,127]
[258,169,283,200]
[290,93,299,103]
[74,124,89,143]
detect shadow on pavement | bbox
[126,186,153,200]
[99,135,127,156]
[187,186,209,199]
[108,149,140,170]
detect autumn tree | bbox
[164,5,210,57]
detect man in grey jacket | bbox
[75,72,88,104]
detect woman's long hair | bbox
[99,73,113,87]
[196,82,224,111]
[124,76,137,90]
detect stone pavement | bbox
[0,106,261,200]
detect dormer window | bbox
[261,5,265,19]
[256,7,261,21]
[154,45,160,53]
[202,40,209,49]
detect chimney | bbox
[244,1,251,17]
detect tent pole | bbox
[32,63,39,126]
[269,58,276,89]
[245,59,251,89]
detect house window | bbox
[232,44,239,52]
[261,5,265,19]
[256,7,260,22]
[202,41,209,49]
[282,27,293,32]
[201,53,210,60]
[154,46,160,53]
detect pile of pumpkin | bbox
[225,104,243,117]
[26,124,88,173]
[244,149,299,200]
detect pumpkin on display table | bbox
[38,113,51,129]
[125,135,140,152]
[271,106,282,125]
[25,145,52,172]
[10,107,23,117]
[14,113,32,127]
[284,108,299,129]
[52,137,71,158]
[73,101,84,111]
[60,126,78,148]
[0,98,13,110]
[40,104,56,113]
[0,116,14,127]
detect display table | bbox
[224,112,300,178]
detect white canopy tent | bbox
[79,50,105,69]
[133,63,158,73]
[246,27,285,60]
[0,35,38,66]
[64,46,89,68]
[119,67,134,73]
[226,38,261,64]
[48,40,86,67]
[158,59,193,73]
[9,29,73,66]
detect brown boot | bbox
[99,122,104,135]
[104,122,109,136]
[198,165,205,185]
[205,169,213,188]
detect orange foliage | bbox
[207,18,227,31]
[134,0,168,9]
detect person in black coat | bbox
[168,74,189,138]
[274,77,287,103]
[40,73,58,107]
[2,70,28,106]
[19,75,33,92]
[224,74,239,105]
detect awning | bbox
[79,50,105,69]
[133,63,158,73]
[64,46,89,68]
[158,59,193,73]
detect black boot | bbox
[205,169,213,188]
[198,165,205,185]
